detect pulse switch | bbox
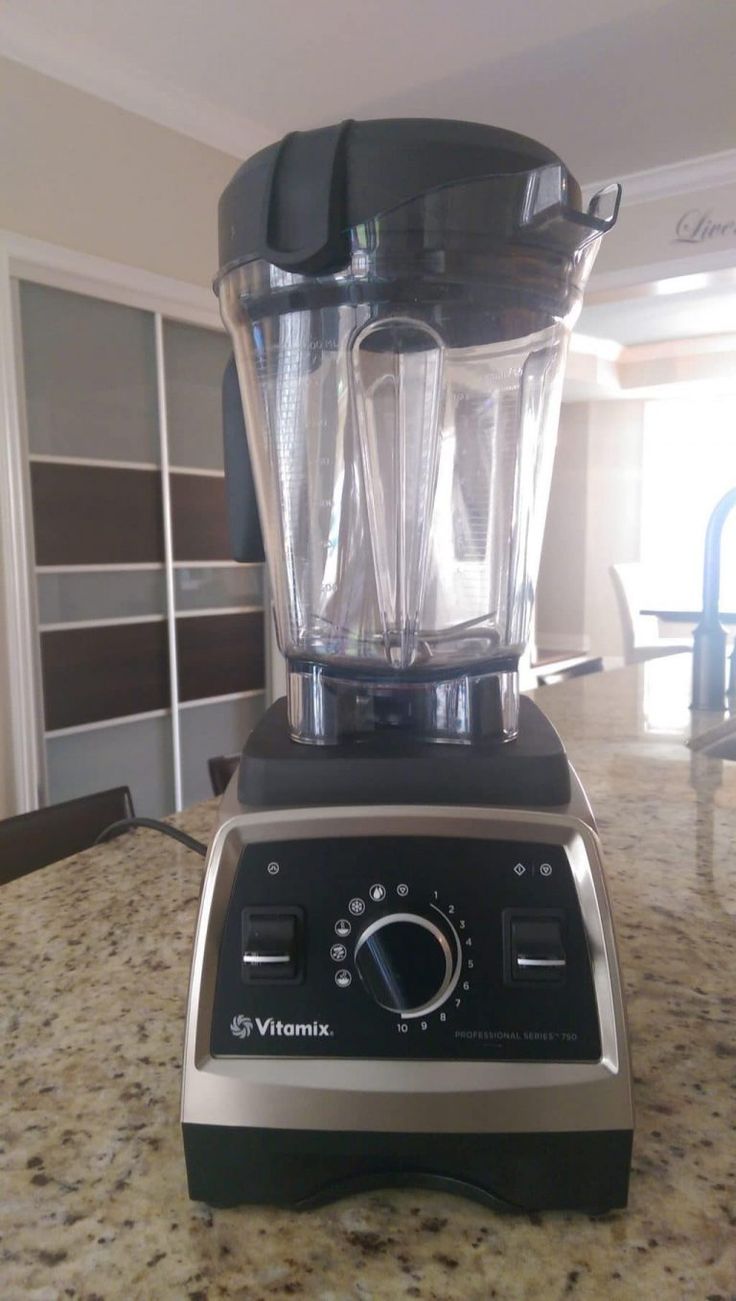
[241,907,303,983]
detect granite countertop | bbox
[1,656,735,1300]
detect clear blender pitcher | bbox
[216,120,619,744]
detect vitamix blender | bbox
[181,119,633,1211]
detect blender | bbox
[181,118,633,1211]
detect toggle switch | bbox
[241,907,303,983]
[504,910,566,985]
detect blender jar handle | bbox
[222,354,265,564]
[586,182,622,229]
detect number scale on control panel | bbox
[211,836,602,1062]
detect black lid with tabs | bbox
[217,118,588,279]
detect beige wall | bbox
[0,60,251,814]
[583,401,645,661]
[536,400,645,662]
[537,404,590,654]
[0,57,243,287]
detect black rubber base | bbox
[183,1123,632,1213]
[239,696,571,809]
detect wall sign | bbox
[674,209,736,244]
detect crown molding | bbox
[0,28,273,160]
[583,149,736,210]
[565,319,736,401]
[619,331,736,364]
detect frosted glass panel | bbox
[164,320,231,470]
[174,565,263,611]
[38,569,165,624]
[178,693,265,807]
[46,715,175,818]
[19,282,158,463]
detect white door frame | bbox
[0,229,221,812]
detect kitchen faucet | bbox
[691,487,736,710]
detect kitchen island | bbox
[1,656,734,1300]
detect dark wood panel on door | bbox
[170,473,231,561]
[31,462,164,566]
[177,612,265,702]
[41,621,170,730]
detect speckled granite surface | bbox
[1,656,734,1300]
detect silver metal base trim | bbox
[182,794,633,1139]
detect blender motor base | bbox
[183,1123,632,1212]
[239,695,572,809]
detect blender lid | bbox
[218,118,608,278]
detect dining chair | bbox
[610,563,691,665]
[0,786,135,887]
[207,754,240,797]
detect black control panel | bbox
[211,836,601,1062]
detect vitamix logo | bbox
[230,1014,333,1039]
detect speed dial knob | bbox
[354,912,459,1017]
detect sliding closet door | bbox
[163,320,265,807]
[17,281,265,817]
[20,281,175,816]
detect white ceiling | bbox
[579,274,736,346]
[1,0,735,185]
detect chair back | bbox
[208,754,240,797]
[610,563,662,663]
[0,786,134,886]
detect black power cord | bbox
[94,817,207,857]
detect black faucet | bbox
[691,487,736,710]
